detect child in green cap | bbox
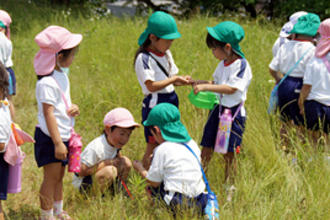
[134,11,192,170]
[133,103,208,215]
[269,13,320,147]
[192,21,252,199]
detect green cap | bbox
[290,13,320,36]
[143,103,191,143]
[138,11,181,46]
[0,21,6,29]
[188,89,219,109]
[207,21,245,58]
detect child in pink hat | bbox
[0,9,16,121]
[299,18,330,147]
[73,108,139,196]
[33,25,82,220]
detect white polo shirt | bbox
[135,50,178,96]
[36,70,72,141]
[147,139,206,200]
[72,134,119,188]
[304,52,330,106]
[0,32,13,68]
[212,58,252,116]
[272,37,290,57]
[0,99,12,153]
[269,40,315,78]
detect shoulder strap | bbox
[181,143,212,194]
[322,56,330,73]
[143,51,169,77]
[277,48,311,87]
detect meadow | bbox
[1,1,329,219]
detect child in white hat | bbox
[73,108,139,195]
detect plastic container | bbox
[7,151,25,193]
[214,108,232,154]
[188,90,219,109]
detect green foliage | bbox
[1,2,329,220]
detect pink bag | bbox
[68,129,82,173]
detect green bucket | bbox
[188,90,219,109]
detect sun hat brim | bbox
[62,33,82,50]
[138,29,181,46]
[109,119,140,128]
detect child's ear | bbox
[149,34,158,42]
[104,126,111,136]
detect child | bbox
[192,21,252,190]
[0,9,16,121]
[269,13,320,145]
[134,11,192,170]
[272,11,307,57]
[298,18,330,146]
[33,26,82,220]
[133,103,207,215]
[73,107,139,195]
[0,62,11,220]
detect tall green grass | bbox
[1,2,329,219]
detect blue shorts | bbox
[142,91,179,143]
[0,153,9,200]
[148,182,207,214]
[34,127,69,167]
[278,76,304,125]
[201,104,246,153]
[7,67,16,95]
[304,100,330,133]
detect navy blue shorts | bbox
[0,153,9,200]
[277,76,304,125]
[6,67,16,95]
[201,104,246,152]
[304,100,330,133]
[148,183,207,214]
[142,91,179,143]
[34,127,69,167]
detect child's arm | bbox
[133,160,160,188]
[0,143,4,152]
[298,84,312,115]
[145,75,191,92]
[43,103,68,160]
[193,83,237,95]
[79,157,121,177]
[269,68,283,84]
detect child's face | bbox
[211,46,227,61]
[57,47,78,68]
[150,34,173,53]
[105,126,133,149]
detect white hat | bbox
[279,11,308,37]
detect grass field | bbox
[1,1,329,220]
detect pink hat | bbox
[34,25,82,76]
[315,18,330,58]
[103,108,140,128]
[0,10,12,39]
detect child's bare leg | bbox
[224,152,236,184]
[142,143,157,170]
[115,156,132,180]
[201,147,213,171]
[40,162,63,210]
[53,166,65,202]
[0,201,4,220]
[95,166,118,193]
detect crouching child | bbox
[73,108,139,195]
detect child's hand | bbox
[54,142,68,160]
[173,75,191,86]
[133,160,144,172]
[193,84,205,94]
[67,104,80,117]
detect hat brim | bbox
[111,120,140,128]
[34,50,56,76]
[62,33,82,50]
[159,121,191,143]
[207,27,221,42]
[158,31,181,40]
[279,22,293,38]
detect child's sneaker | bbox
[55,211,72,220]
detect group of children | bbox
[0,8,329,220]
[269,12,330,147]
